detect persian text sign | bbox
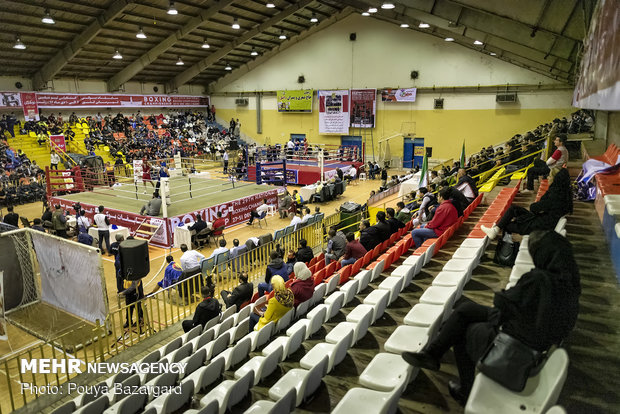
[318,90,350,134]
[35,93,210,108]
[277,90,313,112]
[381,88,417,102]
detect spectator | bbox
[93,205,111,255]
[524,134,568,192]
[455,168,478,204]
[247,198,269,225]
[249,275,294,331]
[402,230,580,404]
[278,192,292,218]
[179,243,205,274]
[77,227,93,246]
[325,228,347,264]
[290,262,314,307]
[285,249,297,274]
[211,211,225,237]
[386,207,405,233]
[373,211,391,242]
[296,238,314,263]
[395,201,412,224]
[50,151,60,170]
[181,285,221,333]
[3,205,19,227]
[149,255,183,294]
[411,188,458,248]
[76,210,90,233]
[339,232,367,266]
[258,251,289,296]
[301,207,313,223]
[189,214,208,246]
[221,272,253,309]
[51,204,68,238]
[289,209,303,228]
[31,218,46,232]
[359,219,381,251]
[207,238,229,260]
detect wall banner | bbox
[20,92,39,121]
[381,88,417,102]
[318,90,350,134]
[350,89,376,128]
[50,135,66,153]
[277,90,313,112]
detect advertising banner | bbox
[277,90,313,112]
[318,90,350,134]
[35,93,210,108]
[350,89,376,128]
[0,92,21,108]
[381,88,417,102]
[50,135,66,153]
[20,92,39,121]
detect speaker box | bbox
[349,33,356,41]
[426,147,433,157]
[120,239,150,280]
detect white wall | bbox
[216,14,562,93]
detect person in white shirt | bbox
[179,243,205,272]
[247,198,270,225]
[301,207,313,223]
[289,211,302,228]
[50,151,61,170]
[208,239,230,260]
[286,139,295,158]
[223,150,229,173]
[93,205,111,255]
[76,210,90,233]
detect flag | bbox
[419,152,429,188]
[460,141,465,167]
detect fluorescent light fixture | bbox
[42,9,55,24]
[13,36,26,50]
[419,22,430,28]
[279,31,286,39]
[167,1,178,15]
[444,37,455,41]
[113,50,122,59]
[310,13,318,23]
[361,11,370,16]
[474,40,483,45]
[400,23,409,28]
[176,56,184,65]
[381,2,395,9]
[368,7,378,13]
[490,52,497,56]
[266,2,275,7]
[136,27,146,39]
[251,48,258,56]
[202,39,210,49]
[232,18,240,29]
[225,62,232,70]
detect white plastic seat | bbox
[74,395,109,414]
[243,388,296,414]
[103,391,146,414]
[326,307,372,347]
[339,279,360,305]
[442,258,475,276]
[295,298,311,320]
[104,374,141,405]
[144,380,193,414]
[221,305,237,322]
[200,370,254,414]
[362,289,390,323]
[300,329,353,373]
[228,317,250,345]
[247,321,274,351]
[384,325,430,354]
[403,303,444,339]
[189,327,216,351]
[235,345,283,386]
[295,306,327,339]
[233,305,252,326]
[275,309,294,333]
[217,336,252,371]
[262,322,306,362]
[420,286,458,307]
[325,273,340,295]
[402,255,423,276]
[368,260,385,281]
[378,275,405,304]
[461,237,488,249]
[181,356,225,394]
[184,400,218,414]
[144,373,177,402]
[359,353,416,392]
[177,348,206,379]
[160,342,193,365]
[420,244,435,265]
[353,269,372,292]
[311,283,327,306]
[453,246,483,262]
[212,315,235,338]
[324,291,345,321]
[389,264,416,288]
[180,325,203,345]
[520,235,529,250]
[269,355,329,407]
[331,376,408,414]
[515,250,533,266]
[432,271,467,289]
[465,348,569,414]
[509,264,534,284]
[545,406,567,414]
[157,337,182,359]
[201,331,231,361]
[554,217,567,233]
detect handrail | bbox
[47,136,78,167]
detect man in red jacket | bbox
[411,187,458,247]
[339,232,367,266]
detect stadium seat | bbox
[388,264,416,288]
[378,275,405,304]
[243,388,296,414]
[233,305,252,326]
[104,391,147,414]
[337,264,353,285]
[295,298,311,319]
[178,348,206,380]
[74,395,109,414]
[188,327,216,351]
[339,278,359,305]
[180,324,202,345]
[362,289,390,323]
[200,370,254,414]
[359,353,416,392]
[144,380,193,414]
[324,291,345,321]
[353,269,372,293]
[262,321,306,362]
[247,321,274,351]
[269,355,329,407]
[384,325,430,354]
[313,268,327,286]
[182,356,224,394]
[328,305,372,346]
[217,336,252,371]
[403,303,445,339]
[311,283,326,306]
[325,274,339,295]
[300,328,353,373]
[212,315,235,338]
[221,305,237,321]
[295,305,327,339]
[331,376,408,414]
[235,345,283,386]
[202,332,231,361]
[275,308,294,333]
[367,259,385,282]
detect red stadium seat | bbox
[362,250,373,267]
[351,257,363,275]
[337,265,352,285]
[313,268,327,286]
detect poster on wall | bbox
[20,92,39,121]
[277,90,313,112]
[0,92,21,108]
[318,90,350,134]
[381,88,417,102]
[0,271,7,341]
[50,135,66,153]
[350,89,376,128]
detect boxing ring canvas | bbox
[249,160,364,186]
[50,176,279,248]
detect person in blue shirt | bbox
[149,255,183,294]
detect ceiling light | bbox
[368,7,378,13]
[176,56,184,65]
[113,50,122,59]
[167,1,178,15]
[444,37,455,41]
[310,13,318,23]
[474,40,483,45]
[381,2,395,9]
[266,2,275,8]
[232,18,240,30]
[13,36,26,50]
[361,12,370,16]
[490,52,497,56]
[136,27,147,39]
[42,9,55,24]
[279,31,286,40]
[225,62,232,70]
[201,39,210,49]
[419,22,430,28]
[250,48,258,56]
[400,23,409,28]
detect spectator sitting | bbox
[359,219,381,251]
[140,191,162,216]
[220,272,253,309]
[301,207,313,223]
[395,201,412,224]
[248,198,269,225]
[149,255,183,294]
[229,238,242,258]
[179,243,205,274]
[411,188,458,248]
[181,285,221,333]
[278,192,292,218]
[207,238,229,260]
[189,214,209,246]
[77,227,93,246]
[258,251,290,296]
[455,169,479,204]
[289,210,303,228]
[211,211,225,236]
[339,232,367,266]
[373,211,391,242]
[386,207,405,234]
[285,249,297,274]
[249,275,294,331]
[290,262,314,307]
[325,228,347,264]
[31,218,46,232]
[296,238,314,263]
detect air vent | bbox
[434,98,444,109]
[496,92,517,103]
[235,98,249,106]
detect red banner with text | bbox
[20,92,39,121]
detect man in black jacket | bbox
[182,285,221,333]
[359,219,381,251]
[3,206,19,227]
[296,238,314,263]
[373,211,391,242]
[386,207,405,234]
[221,272,253,309]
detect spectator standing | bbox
[93,205,111,255]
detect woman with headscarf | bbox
[481,168,572,240]
[402,230,580,404]
[249,275,294,331]
[290,262,315,307]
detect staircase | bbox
[133,219,162,242]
